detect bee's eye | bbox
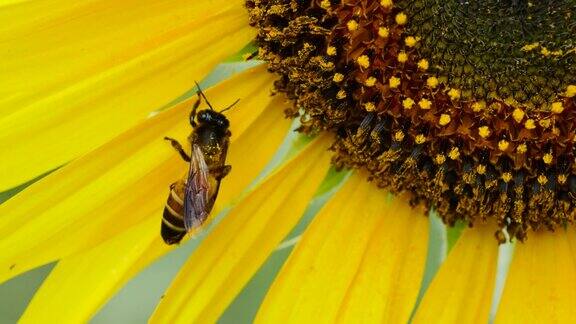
[197,111,210,123]
[218,118,229,128]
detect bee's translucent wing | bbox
[183,144,211,231]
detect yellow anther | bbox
[516,143,527,154]
[394,130,405,142]
[439,114,451,126]
[405,36,418,47]
[448,147,460,160]
[471,101,486,112]
[512,108,525,123]
[426,76,439,88]
[320,0,331,9]
[417,59,429,71]
[551,101,564,114]
[543,153,553,164]
[504,97,516,106]
[333,73,344,82]
[378,27,389,38]
[498,139,510,151]
[448,88,461,100]
[566,85,576,98]
[419,98,432,109]
[478,126,491,138]
[538,174,548,185]
[397,51,408,63]
[336,89,347,99]
[389,76,401,88]
[402,97,415,109]
[395,12,408,25]
[476,164,486,175]
[435,154,446,165]
[524,119,536,130]
[415,134,426,144]
[326,46,337,56]
[501,172,513,183]
[539,119,551,129]
[521,42,540,51]
[357,55,370,68]
[380,0,393,8]
[364,76,376,87]
[320,61,334,70]
[347,20,358,31]
[364,102,376,111]
[558,174,568,185]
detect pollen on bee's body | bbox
[247,0,576,241]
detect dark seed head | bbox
[247,0,576,241]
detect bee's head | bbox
[196,109,230,129]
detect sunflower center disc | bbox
[246,0,576,241]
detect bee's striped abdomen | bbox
[161,181,186,245]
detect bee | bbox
[161,82,238,245]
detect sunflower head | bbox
[247,0,576,241]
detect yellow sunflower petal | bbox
[13,87,292,323]
[149,135,333,324]
[412,224,499,323]
[0,67,276,283]
[495,228,576,322]
[18,217,169,324]
[256,173,429,323]
[0,0,254,190]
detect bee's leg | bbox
[212,165,232,180]
[164,137,191,162]
[189,92,202,127]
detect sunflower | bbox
[1,0,576,323]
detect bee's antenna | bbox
[219,99,240,113]
[194,81,214,111]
